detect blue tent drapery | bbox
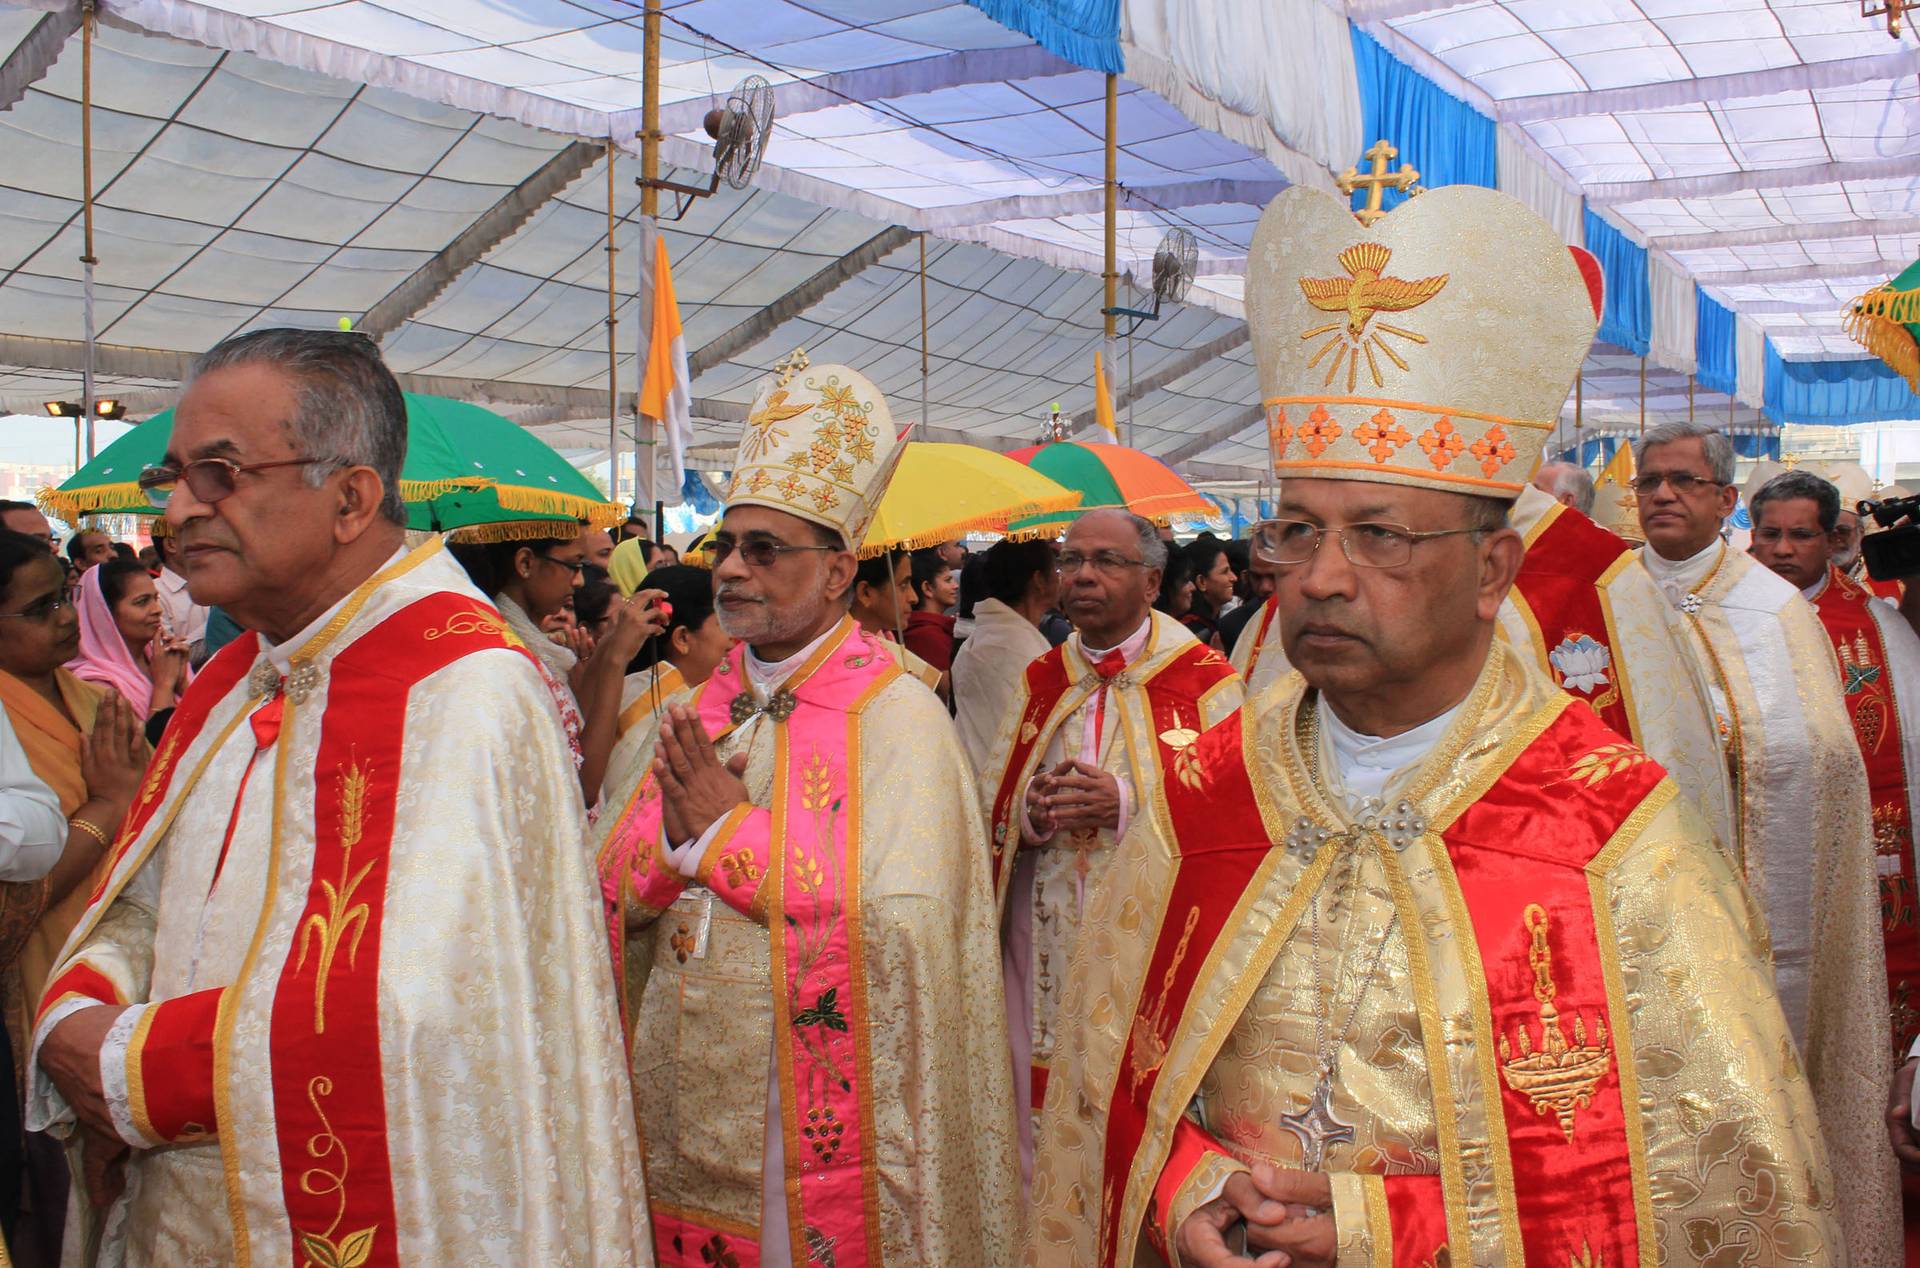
[680,468,720,515]
[1584,211,1650,357]
[1348,29,1496,220]
[1732,433,1782,460]
[1763,341,1920,425]
[962,0,1121,73]
[1695,291,1736,397]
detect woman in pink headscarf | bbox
[68,557,190,720]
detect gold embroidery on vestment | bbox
[295,757,375,1035]
[1498,904,1613,1140]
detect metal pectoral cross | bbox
[1278,1072,1355,1171]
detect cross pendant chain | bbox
[1278,1071,1355,1171]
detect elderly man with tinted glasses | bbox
[593,358,1019,1267]
[975,508,1241,1181]
[26,328,653,1266]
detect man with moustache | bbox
[1029,184,1842,1267]
[24,328,651,1265]
[979,507,1239,1178]
[595,355,1019,1266]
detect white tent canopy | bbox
[0,0,1909,484]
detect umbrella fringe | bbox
[490,486,627,529]
[858,493,1085,558]
[397,476,497,500]
[37,481,147,520]
[1851,284,1920,327]
[1843,307,1920,392]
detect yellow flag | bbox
[1093,346,1118,439]
[1594,440,1633,488]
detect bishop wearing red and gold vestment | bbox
[1029,184,1840,1266]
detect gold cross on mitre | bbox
[773,347,810,388]
[1337,140,1422,227]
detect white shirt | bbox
[154,567,208,654]
[951,598,1052,775]
[0,705,66,882]
[1317,693,1466,812]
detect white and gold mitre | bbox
[1247,184,1596,499]
[725,352,905,546]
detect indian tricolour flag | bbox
[639,230,693,489]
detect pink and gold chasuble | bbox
[598,617,1019,1268]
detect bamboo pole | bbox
[605,139,619,505]
[80,2,97,461]
[1103,73,1117,342]
[1687,374,1695,422]
[1637,355,1646,436]
[638,0,662,517]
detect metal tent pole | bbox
[80,2,98,460]
[605,139,619,505]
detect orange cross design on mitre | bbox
[1357,408,1412,463]
[1298,406,1341,458]
[1469,424,1517,477]
[1418,417,1465,469]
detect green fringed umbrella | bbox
[38,393,621,542]
[1002,440,1213,534]
[1845,259,1920,392]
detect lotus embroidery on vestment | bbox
[1548,633,1611,694]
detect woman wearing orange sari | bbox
[0,532,145,1259]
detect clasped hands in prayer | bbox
[654,702,750,847]
[1025,759,1122,837]
[1179,1162,1337,1268]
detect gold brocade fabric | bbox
[977,611,1242,1075]
[1028,641,1841,1268]
[620,671,1022,1265]
[26,546,652,1267]
[1500,485,1736,848]
[1667,548,1900,1267]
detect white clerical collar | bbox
[745,620,842,699]
[1079,614,1152,665]
[1318,692,1466,809]
[260,546,409,676]
[1641,536,1724,588]
[1802,572,1830,602]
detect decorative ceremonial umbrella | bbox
[1002,440,1213,534]
[39,393,622,541]
[858,442,1081,557]
[1845,259,1920,391]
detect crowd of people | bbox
[0,183,1912,1268]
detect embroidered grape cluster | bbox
[801,1104,845,1163]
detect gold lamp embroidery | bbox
[1299,243,1448,391]
[1498,904,1613,1140]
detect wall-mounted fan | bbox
[1102,227,1198,334]
[641,74,775,220]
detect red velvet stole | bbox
[984,636,1238,897]
[1511,500,1638,740]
